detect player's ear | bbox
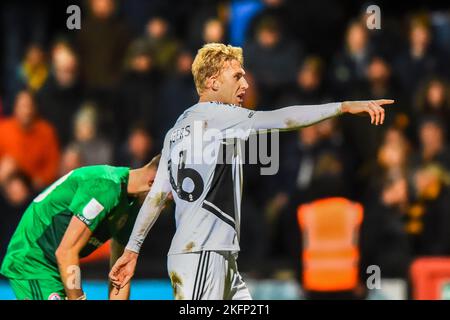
[212,79,219,91]
[206,76,219,91]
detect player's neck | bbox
[127,168,145,195]
[199,92,225,104]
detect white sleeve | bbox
[252,102,342,132]
[125,151,172,254]
[216,102,342,138]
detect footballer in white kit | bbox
[109,43,393,300]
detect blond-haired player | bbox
[110,43,393,300]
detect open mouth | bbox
[236,92,245,103]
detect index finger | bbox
[375,99,395,105]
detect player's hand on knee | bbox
[109,249,138,288]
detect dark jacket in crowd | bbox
[78,16,130,90]
[360,199,412,279]
[244,38,302,107]
[157,73,198,141]
[408,186,450,256]
[394,48,439,95]
[278,134,353,204]
[115,70,161,143]
[36,75,83,147]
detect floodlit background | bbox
[1,0,450,300]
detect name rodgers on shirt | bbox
[170,125,191,146]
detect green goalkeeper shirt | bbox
[1,165,140,280]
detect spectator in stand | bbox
[36,40,83,147]
[268,119,353,279]
[78,0,130,91]
[340,56,404,187]
[186,0,227,49]
[247,0,346,58]
[406,164,450,256]
[203,18,226,44]
[374,127,411,178]
[188,16,228,51]
[0,171,34,263]
[411,117,450,171]
[115,39,161,143]
[275,118,352,209]
[188,17,227,51]
[360,127,412,279]
[278,56,328,106]
[17,44,48,93]
[360,173,412,281]
[414,77,450,139]
[59,144,84,176]
[330,20,373,99]
[69,103,113,166]
[244,16,302,107]
[0,90,60,189]
[139,16,179,73]
[394,15,439,97]
[359,56,411,135]
[119,0,163,36]
[115,125,155,169]
[1,1,49,113]
[158,49,198,137]
[360,56,402,109]
[360,7,404,62]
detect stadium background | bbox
[0,0,450,299]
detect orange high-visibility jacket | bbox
[297,197,363,292]
[0,118,60,185]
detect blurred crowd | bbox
[0,0,450,297]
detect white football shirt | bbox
[126,101,342,255]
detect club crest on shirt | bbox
[48,293,62,300]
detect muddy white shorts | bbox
[167,250,252,300]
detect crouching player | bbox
[1,155,163,300]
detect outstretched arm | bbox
[251,99,394,132]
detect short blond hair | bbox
[145,154,161,169]
[191,43,244,94]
